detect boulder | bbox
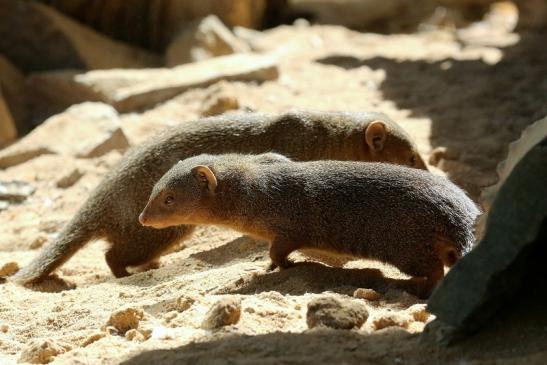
[0,0,160,73]
[0,103,129,169]
[28,53,278,115]
[35,0,269,51]
[424,117,547,344]
[166,15,250,66]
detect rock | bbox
[0,103,129,169]
[0,0,160,73]
[406,304,431,323]
[0,324,8,333]
[200,85,240,117]
[0,262,19,277]
[371,313,411,330]
[425,124,547,344]
[174,296,195,312]
[353,288,382,301]
[306,297,369,330]
[18,339,71,364]
[125,329,146,342]
[201,297,242,329]
[166,15,250,66]
[0,90,17,146]
[0,181,36,202]
[0,55,28,135]
[56,168,84,189]
[81,332,106,347]
[28,53,278,114]
[106,307,144,335]
[35,0,269,51]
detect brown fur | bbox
[140,154,480,298]
[13,111,426,285]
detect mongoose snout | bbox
[141,153,480,298]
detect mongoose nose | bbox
[138,212,147,225]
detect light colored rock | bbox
[0,181,35,202]
[18,339,71,364]
[306,297,369,330]
[167,15,250,66]
[0,55,27,135]
[0,262,19,277]
[353,288,382,301]
[106,307,144,335]
[0,103,129,169]
[0,0,159,73]
[0,89,17,146]
[28,53,279,113]
[201,297,242,329]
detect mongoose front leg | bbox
[417,261,444,299]
[268,238,298,271]
[105,249,131,278]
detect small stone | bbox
[125,329,145,342]
[307,297,369,330]
[106,307,144,335]
[406,304,431,323]
[200,94,239,117]
[353,288,382,301]
[0,324,8,333]
[0,262,19,277]
[176,296,195,312]
[81,332,106,347]
[0,181,35,203]
[202,297,242,329]
[371,313,411,331]
[29,234,48,250]
[56,168,84,189]
[18,339,71,364]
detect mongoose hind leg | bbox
[105,224,194,278]
[394,252,445,299]
[268,238,299,271]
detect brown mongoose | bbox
[12,110,427,284]
[139,153,480,298]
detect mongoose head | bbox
[364,120,428,170]
[139,153,290,228]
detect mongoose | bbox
[139,153,480,298]
[13,110,427,284]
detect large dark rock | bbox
[0,0,159,73]
[423,118,547,344]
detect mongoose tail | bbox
[11,204,100,285]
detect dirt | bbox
[1,19,546,365]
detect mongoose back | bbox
[13,111,427,284]
[140,153,480,297]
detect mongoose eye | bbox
[164,195,175,205]
[410,155,416,166]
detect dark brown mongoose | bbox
[139,153,480,298]
[12,111,427,284]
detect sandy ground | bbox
[1,20,546,364]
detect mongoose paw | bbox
[266,259,294,272]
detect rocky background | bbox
[0,0,546,364]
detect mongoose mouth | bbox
[138,209,166,229]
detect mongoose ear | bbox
[365,121,387,152]
[191,165,217,192]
